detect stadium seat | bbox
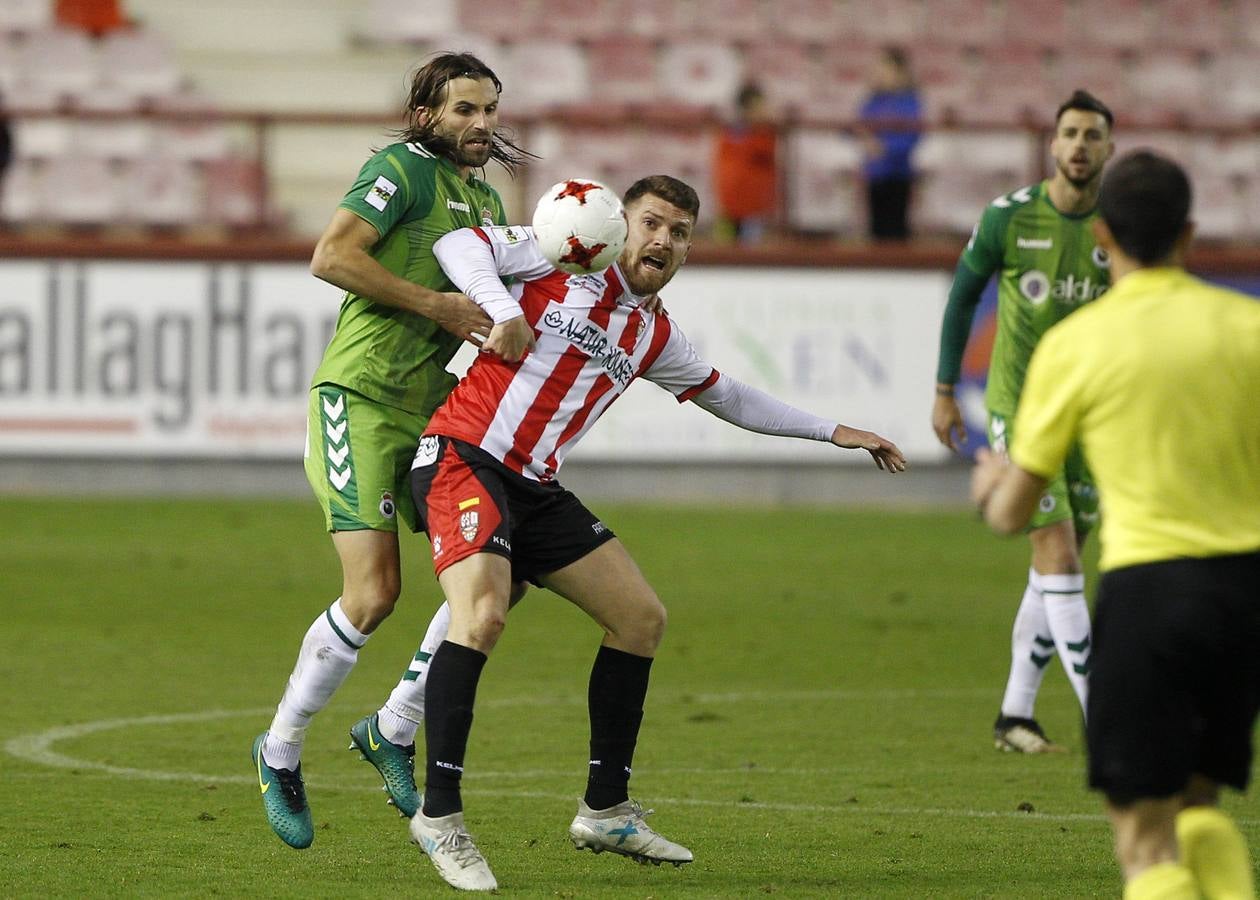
[121,157,205,228]
[691,0,770,43]
[352,0,459,44]
[73,94,154,161]
[42,154,125,225]
[503,40,591,113]
[147,86,232,162]
[0,156,47,224]
[98,29,182,103]
[1151,0,1229,51]
[1127,51,1211,125]
[916,131,1032,234]
[786,129,861,234]
[457,0,540,40]
[1050,52,1129,111]
[1074,0,1154,48]
[850,0,926,43]
[1000,0,1072,48]
[533,0,618,41]
[11,114,74,158]
[772,0,848,43]
[204,156,265,228]
[619,0,697,40]
[656,40,742,112]
[585,36,660,110]
[12,25,97,104]
[924,0,1001,47]
[0,0,51,34]
[1212,52,1260,123]
[964,46,1052,124]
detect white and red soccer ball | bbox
[531,178,627,275]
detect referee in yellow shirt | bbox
[972,150,1260,900]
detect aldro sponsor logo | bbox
[1018,270,1106,306]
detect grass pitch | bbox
[2,497,1255,897]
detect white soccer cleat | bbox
[409,809,498,892]
[568,798,694,867]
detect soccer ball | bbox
[531,178,628,275]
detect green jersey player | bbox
[933,90,1115,754]
[252,52,532,850]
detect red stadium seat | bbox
[691,0,773,43]
[121,157,205,228]
[42,155,125,225]
[504,40,591,113]
[1127,50,1212,125]
[772,0,848,44]
[1000,0,1071,48]
[98,29,182,103]
[12,25,98,104]
[786,129,862,234]
[0,0,51,34]
[1151,0,1229,51]
[925,0,1001,47]
[657,40,742,112]
[585,36,660,110]
[1074,0,1154,48]
[850,0,927,44]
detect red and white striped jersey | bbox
[427,225,719,482]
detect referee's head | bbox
[1097,150,1193,266]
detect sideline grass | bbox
[2,497,1254,897]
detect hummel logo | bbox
[322,395,344,419]
[256,748,272,795]
[329,465,351,491]
[325,421,347,443]
[327,443,349,467]
[1017,236,1053,250]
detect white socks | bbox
[1000,569,1054,719]
[264,598,368,769]
[377,601,452,747]
[1040,572,1091,713]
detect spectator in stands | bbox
[55,0,129,37]
[858,46,922,241]
[712,81,778,244]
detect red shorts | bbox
[409,435,616,582]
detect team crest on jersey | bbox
[460,510,480,542]
[379,491,396,519]
[1092,245,1111,269]
[481,207,495,226]
[503,226,523,243]
[1039,494,1056,514]
[1019,269,1051,305]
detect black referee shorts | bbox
[1087,550,1260,805]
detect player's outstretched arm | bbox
[830,425,907,473]
[311,209,492,343]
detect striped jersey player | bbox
[402,175,906,892]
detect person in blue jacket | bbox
[858,46,922,240]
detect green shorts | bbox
[988,411,1099,537]
[304,384,426,533]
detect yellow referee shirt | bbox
[1011,267,1260,571]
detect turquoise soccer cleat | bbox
[251,732,313,849]
[348,713,420,818]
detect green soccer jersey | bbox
[955,181,1110,416]
[311,141,507,416]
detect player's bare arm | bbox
[311,208,493,343]
[481,315,535,362]
[830,425,907,473]
[931,384,967,451]
[970,447,1047,534]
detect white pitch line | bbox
[17,703,1250,828]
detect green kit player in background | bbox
[932,90,1114,754]
[251,52,533,849]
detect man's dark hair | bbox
[1099,150,1192,264]
[395,51,533,175]
[622,175,701,221]
[1056,88,1113,129]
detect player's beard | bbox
[454,136,493,168]
[1059,160,1103,190]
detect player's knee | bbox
[620,594,667,654]
[467,607,507,648]
[342,576,401,632]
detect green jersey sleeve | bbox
[338,147,437,238]
[959,200,1008,278]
